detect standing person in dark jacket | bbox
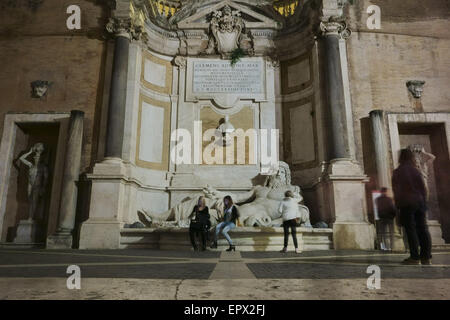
[376,187,396,252]
[211,195,239,251]
[189,196,211,251]
[392,148,432,265]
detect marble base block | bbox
[428,220,445,246]
[46,232,73,249]
[333,222,376,250]
[391,229,407,252]
[79,220,121,249]
[324,159,377,250]
[14,219,41,243]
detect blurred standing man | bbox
[392,149,432,265]
[376,187,396,252]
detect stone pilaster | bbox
[370,110,406,251]
[104,18,132,160]
[369,110,391,189]
[103,11,147,160]
[47,110,84,249]
[320,20,351,159]
[79,11,146,249]
[319,16,375,250]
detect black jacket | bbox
[392,163,427,209]
[190,206,211,230]
[376,195,396,219]
[223,205,239,225]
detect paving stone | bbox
[246,263,450,279]
[0,263,217,279]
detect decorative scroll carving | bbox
[173,55,187,69]
[265,54,280,68]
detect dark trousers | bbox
[283,219,298,248]
[400,205,432,260]
[189,228,207,249]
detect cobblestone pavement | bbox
[0,248,449,299]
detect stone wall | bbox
[345,0,450,167]
[0,0,108,171]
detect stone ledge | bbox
[0,242,44,249]
[120,227,334,251]
[120,227,333,233]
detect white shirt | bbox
[278,197,300,221]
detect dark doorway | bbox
[398,122,450,243]
[5,122,60,243]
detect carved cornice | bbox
[106,2,148,42]
[320,0,349,21]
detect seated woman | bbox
[211,195,239,251]
[189,196,211,251]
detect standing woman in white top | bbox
[278,190,301,253]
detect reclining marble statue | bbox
[137,161,312,228]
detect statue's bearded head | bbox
[266,161,291,188]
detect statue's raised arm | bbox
[18,148,34,168]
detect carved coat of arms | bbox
[205,5,253,57]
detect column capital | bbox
[106,11,148,43]
[319,19,351,39]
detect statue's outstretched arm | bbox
[233,189,257,204]
[203,184,255,204]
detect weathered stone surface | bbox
[0,0,106,171]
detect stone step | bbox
[432,244,450,250]
[0,242,44,249]
[120,227,333,251]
